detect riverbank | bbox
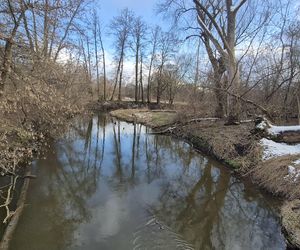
[110,108,300,249]
[9,113,286,249]
[0,98,87,249]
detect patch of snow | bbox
[256,120,268,130]
[268,125,300,135]
[260,138,300,160]
[285,164,300,182]
[293,159,300,165]
[288,166,297,175]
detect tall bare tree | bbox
[159,0,272,122]
[92,10,101,101]
[0,0,28,93]
[155,30,179,104]
[147,26,160,103]
[109,8,133,101]
[131,16,147,103]
[98,20,107,101]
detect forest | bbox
[0,0,300,249]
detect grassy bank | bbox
[110,108,300,249]
[110,109,259,171]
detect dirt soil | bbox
[110,108,300,249]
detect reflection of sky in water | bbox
[10,115,286,250]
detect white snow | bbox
[260,138,300,160]
[256,120,268,130]
[268,125,300,135]
[293,159,300,165]
[285,162,300,182]
[255,118,300,135]
[261,138,300,182]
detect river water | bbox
[10,114,286,250]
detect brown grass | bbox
[110,109,177,128]
[172,120,261,170]
[253,154,300,200]
[281,199,300,248]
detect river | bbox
[10,114,286,250]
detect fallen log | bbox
[255,117,300,143]
[150,117,220,134]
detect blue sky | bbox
[89,0,170,80]
[95,0,165,28]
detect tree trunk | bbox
[0,6,25,94]
[0,40,13,91]
[157,79,161,105]
[140,54,144,103]
[43,0,49,58]
[297,95,300,125]
[118,58,124,101]
[93,18,100,101]
[225,5,241,124]
[226,57,241,123]
[99,34,106,101]
[135,43,139,103]
[214,80,226,118]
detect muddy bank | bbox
[110,108,300,249]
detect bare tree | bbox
[109,8,133,101]
[139,52,144,102]
[155,30,179,104]
[159,0,272,122]
[98,19,107,101]
[131,16,147,103]
[193,0,248,123]
[165,55,192,104]
[0,0,28,93]
[147,26,160,103]
[92,9,101,101]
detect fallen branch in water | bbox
[146,110,177,113]
[150,117,220,134]
[0,168,31,250]
[148,126,177,134]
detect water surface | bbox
[10,114,286,250]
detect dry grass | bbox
[281,199,300,248]
[110,109,177,128]
[172,120,260,170]
[253,154,300,200]
[111,109,262,171]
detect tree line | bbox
[0,0,300,124]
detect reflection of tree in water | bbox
[12,115,285,250]
[146,156,283,250]
[112,119,123,182]
[12,114,108,249]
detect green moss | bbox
[224,159,241,169]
